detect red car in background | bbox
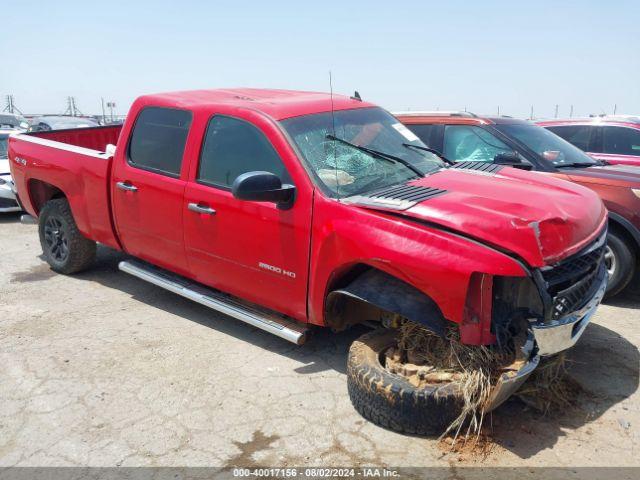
[396,112,640,297]
[538,116,640,167]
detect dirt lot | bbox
[0,212,638,468]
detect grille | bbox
[540,235,606,320]
[451,162,504,174]
[367,184,446,203]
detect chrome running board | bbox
[118,260,309,345]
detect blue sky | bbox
[3,0,639,118]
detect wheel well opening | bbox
[608,218,639,254]
[28,179,66,214]
[325,265,446,335]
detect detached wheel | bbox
[347,328,462,436]
[39,198,96,274]
[604,231,635,298]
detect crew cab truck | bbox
[9,89,608,435]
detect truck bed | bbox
[28,125,122,152]
[8,125,123,250]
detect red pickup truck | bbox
[9,89,607,435]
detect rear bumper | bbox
[0,176,21,212]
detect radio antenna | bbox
[329,71,339,200]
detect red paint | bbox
[460,273,495,345]
[397,113,640,250]
[30,125,122,152]
[8,89,607,345]
[537,118,640,167]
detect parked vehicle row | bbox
[0,125,24,212]
[7,89,612,434]
[396,112,640,297]
[538,115,640,167]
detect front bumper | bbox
[486,262,607,412]
[0,175,21,213]
[531,261,607,356]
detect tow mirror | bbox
[232,171,296,210]
[493,151,533,170]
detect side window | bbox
[406,124,436,146]
[546,125,592,151]
[603,127,640,156]
[198,115,291,188]
[128,107,192,177]
[443,125,511,162]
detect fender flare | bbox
[608,212,640,249]
[325,269,447,336]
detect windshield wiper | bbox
[326,134,424,177]
[555,162,597,169]
[401,143,454,166]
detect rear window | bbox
[603,126,640,156]
[405,124,438,147]
[128,107,192,177]
[546,125,593,151]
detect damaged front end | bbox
[485,228,608,411]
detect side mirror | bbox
[232,171,295,210]
[493,151,532,170]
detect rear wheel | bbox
[39,198,96,274]
[604,230,635,298]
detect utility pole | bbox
[497,106,500,116]
[101,98,106,124]
[613,104,617,115]
[570,105,574,118]
[3,95,23,115]
[106,101,116,122]
[554,104,559,118]
[530,105,534,120]
[64,97,83,116]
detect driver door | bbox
[183,114,312,321]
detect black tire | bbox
[347,328,463,436]
[604,230,635,298]
[38,198,96,274]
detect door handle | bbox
[188,203,216,215]
[116,181,138,192]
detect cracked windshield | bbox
[281,107,444,197]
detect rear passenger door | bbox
[182,114,311,321]
[112,107,193,274]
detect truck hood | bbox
[566,164,640,188]
[353,167,607,267]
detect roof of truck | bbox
[137,88,376,121]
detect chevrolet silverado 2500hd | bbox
[9,89,607,434]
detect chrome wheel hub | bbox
[604,245,616,279]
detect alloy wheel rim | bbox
[604,245,616,279]
[44,217,69,262]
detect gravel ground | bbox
[0,212,638,469]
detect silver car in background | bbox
[0,128,22,212]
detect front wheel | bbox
[346,328,463,436]
[38,198,96,274]
[604,231,635,298]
